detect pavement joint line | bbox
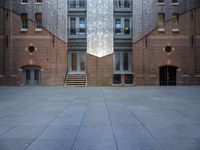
[23,93,81,150]
[70,89,94,150]
[130,111,157,140]
[0,125,18,137]
[103,88,119,150]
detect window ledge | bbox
[20,28,28,32]
[0,75,4,77]
[158,3,165,6]
[35,3,42,5]
[172,3,179,6]
[35,28,42,32]
[158,28,165,32]
[21,3,28,5]
[172,28,180,32]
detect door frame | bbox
[68,51,86,74]
[22,65,41,86]
[159,65,177,86]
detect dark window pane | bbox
[125,74,133,84]
[123,53,129,71]
[26,70,31,84]
[115,53,120,71]
[113,74,121,84]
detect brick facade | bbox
[133,8,200,85]
[0,8,67,85]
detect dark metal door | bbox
[160,66,177,86]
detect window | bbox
[35,0,42,4]
[69,0,86,8]
[125,74,133,84]
[158,0,164,3]
[158,13,165,31]
[114,0,131,8]
[113,74,121,84]
[115,18,131,35]
[35,13,42,29]
[114,52,132,72]
[21,0,28,4]
[172,13,179,31]
[6,35,9,48]
[21,13,28,29]
[172,0,178,3]
[69,17,86,36]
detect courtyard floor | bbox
[0,86,200,150]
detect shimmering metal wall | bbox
[0,0,67,42]
[87,0,114,58]
[132,0,200,43]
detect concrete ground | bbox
[0,86,200,150]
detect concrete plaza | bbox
[0,86,200,150]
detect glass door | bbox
[69,51,86,73]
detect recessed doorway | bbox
[159,66,177,86]
[22,66,41,86]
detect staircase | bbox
[64,74,86,87]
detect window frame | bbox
[114,17,131,36]
[21,13,28,31]
[21,0,28,4]
[114,51,132,73]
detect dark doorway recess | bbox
[159,66,177,86]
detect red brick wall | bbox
[0,8,67,85]
[87,54,113,86]
[133,8,200,85]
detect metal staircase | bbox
[64,74,86,87]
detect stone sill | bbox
[35,3,42,5]
[21,3,28,5]
[20,28,28,32]
[35,28,42,32]
[158,3,165,6]
[172,28,180,33]
[158,28,165,32]
[172,3,179,6]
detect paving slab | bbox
[0,86,200,150]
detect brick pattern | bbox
[0,8,67,85]
[133,8,200,85]
[87,54,113,86]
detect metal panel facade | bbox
[87,0,114,57]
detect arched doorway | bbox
[159,66,177,86]
[22,66,41,85]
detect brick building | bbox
[0,0,200,86]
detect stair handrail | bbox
[63,67,68,86]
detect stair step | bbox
[65,74,86,87]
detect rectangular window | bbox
[172,13,179,31]
[69,0,85,8]
[124,19,130,34]
[21,13,28,29]
[158,0,164,3]
[115,0,131,8]
[70,18,76,35]
[36,0,42,3]
[123,53,129,71]
[69,17,86,36]
[113,74,121,84]
[114,52,131,72]
[115,53,121,71]
[172,0,178,3]
[79,18,86,35]
[115,18,131,35]
[6,35,9,48]
[21,0,28,4]
[35,13,42,29]
[158,13,165,31]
